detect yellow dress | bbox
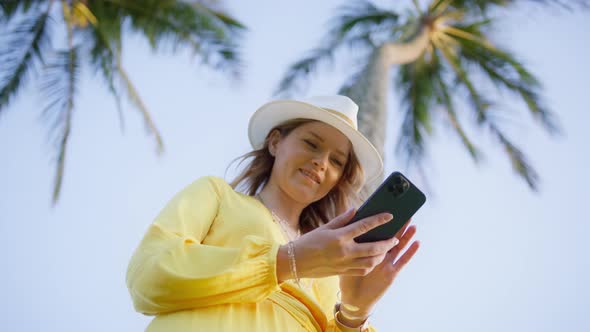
[126,176,377,331]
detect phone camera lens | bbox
[389,175,410,197]
[403,181,410,190]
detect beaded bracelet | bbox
[287,241,300,286]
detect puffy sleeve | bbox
[125,176,281,315]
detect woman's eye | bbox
[304,140,317,149]
[331,158,344,167]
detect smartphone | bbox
[348,171,426,243]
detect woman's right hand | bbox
[276,208,399,281]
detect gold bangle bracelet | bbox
[336,291,371,320]
[334,303,370,331]
[339,306,369,321]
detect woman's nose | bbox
[312,153,329,170]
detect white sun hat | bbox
[248,95,383,183]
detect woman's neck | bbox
[258,184,305,231]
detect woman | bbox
[126,95,420,331]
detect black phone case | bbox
[349,171,426,243]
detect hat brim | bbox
[248,100,383,183]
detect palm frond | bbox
[80,10,164,150]
[429,0,589,17]
[274,46,337,97]
[489,123,540,190]
[432,21,543,190]
[275,0,401,97]
[116,63,164,155]
[453,24,560,133]
[0,0,45,22]
[433,69,481,161]
[0,6,52,115]
[96,0,245,76]
[82,22,126,132]
[81,1,123,49]
[187,1,246,30]
[433,34,491,123]
[395,54,438,163]
[38,43,80,204]
[338,64,367,97]
[329,0,400,43]
[429,0,460,16]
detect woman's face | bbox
[268,121,352,204]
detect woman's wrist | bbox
[277,240,311,283]
[276,244,291,283]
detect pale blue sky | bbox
[1,1,589,331]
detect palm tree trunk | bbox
[339,27,430,193]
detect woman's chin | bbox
[287,181,317,202]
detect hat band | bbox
[322,108,356,129]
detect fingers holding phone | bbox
[287,171,425,279]
[292,211,402,278]
[338,212,393,239]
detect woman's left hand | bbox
[338,220,420,318]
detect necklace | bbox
[255,194,301,241]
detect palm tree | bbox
[0,0,245,205]
[275,0,587,192]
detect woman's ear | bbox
[267,129,281,157]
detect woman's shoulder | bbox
[186,175,227,189]
[184,175,234,197]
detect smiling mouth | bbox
[300,169,320,184]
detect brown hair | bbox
[229,119,365,232]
